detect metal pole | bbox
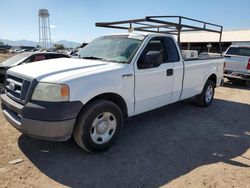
[219,26,223,55]
[41,17,43,48]
[39,16,41,48]
[43,18,45,49]
[44,17,46,49]
[177,17,182,48]
[45,17,48,49]
[48,16,52,49]
[42,17,44,48]
[128,22,133,32]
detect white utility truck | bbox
[1,16,224,152]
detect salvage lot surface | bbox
[0,53,14,63]
[0,54,249,188]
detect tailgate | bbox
[224,55,249,73]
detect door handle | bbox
[166,69,173,76]
[122,74,134,78]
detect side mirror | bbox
[145,51,163,65]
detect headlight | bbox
[32,83,69,102]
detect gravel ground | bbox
[0,53,249,188]
[0,53,14,63]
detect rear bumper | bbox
[1,94,83,141]
[224,71,250,80]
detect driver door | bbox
[134,37,174,114]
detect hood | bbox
[7,58,126,83]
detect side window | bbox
[46,54,67,59]
[33,54,46,62]
[57,54,68,58]
[45,54,55,59]
[164,37,180,62]
[22,56,32,63]
[57,54,66,58]
[27,55,38,63]
[137,38,166,69]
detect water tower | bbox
[38,9,52,49]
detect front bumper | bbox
[224,70,250,81]
[1,94,83,141]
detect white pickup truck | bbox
[1,33,224,152]
[224,45,250,86]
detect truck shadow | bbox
[18,98,250,187]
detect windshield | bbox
[77,35,144,64]
[1,53,32,67]
[226,47,250,57]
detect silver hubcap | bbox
[205,85,213,103]
[90,112,117,144]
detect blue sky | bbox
[0,0,250,43]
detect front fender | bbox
[66,71,134,116]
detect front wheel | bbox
[73,100,123,153]
[195,80,215,107]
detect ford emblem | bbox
[8,83,15,90]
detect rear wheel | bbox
[195,80,215,107]
[73,100,123,153]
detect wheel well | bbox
[208,74,217,85]
[86,93,128,117]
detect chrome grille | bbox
[5,74,31,103]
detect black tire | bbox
[73,100,123,153]
[195,80,215,107]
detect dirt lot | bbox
[0,53,14,64]
[0,53,249,188]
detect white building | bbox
[180,29,250,53]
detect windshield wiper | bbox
[109,60,127,64]
[81,56,109,62]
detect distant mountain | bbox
[0,39,38,47]
[56,40,80,48]
[0,39,80,49]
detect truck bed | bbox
[181,57,224,100]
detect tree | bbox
[54,44,65,50]
[0,41,4,46]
